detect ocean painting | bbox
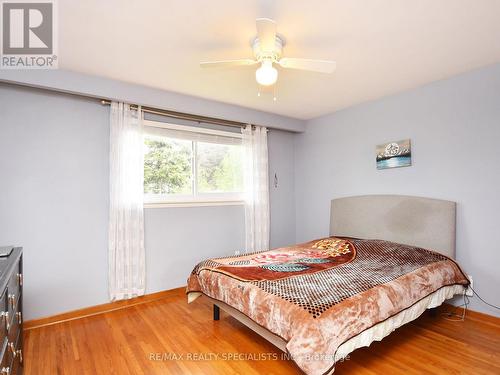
[376,139,412,170]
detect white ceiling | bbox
[59,0,500,120]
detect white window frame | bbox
[143,120,245,207]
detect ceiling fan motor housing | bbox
[252,35,285,62]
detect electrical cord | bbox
[441,284,499,322]
[469,285,500,310]
[442,291,469,321]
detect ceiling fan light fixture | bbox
[255,60,278,86]
[201,18,336,94]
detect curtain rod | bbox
[100,99,253,129]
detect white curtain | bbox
[242,125,270,252]
[108,102,146,300]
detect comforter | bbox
[187,237,468,374]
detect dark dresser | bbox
[0,248,23,375]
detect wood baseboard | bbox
[441,303,500,325]
[24,289,498,331]
[24,287,186,330]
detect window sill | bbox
[144,200,245,208]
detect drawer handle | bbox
[0,367,10,374]
[8,344,22,364]
[7,294,15,310]
[16,311,22,325]
[1,312,9,331]
[16,273,22,287]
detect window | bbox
[143,120,244,205]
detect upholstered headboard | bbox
[330,195,456,258]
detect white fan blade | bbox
[200,59,257,68]
[256,18,277,52]
[278,58,336,73]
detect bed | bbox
[186,195,469,374]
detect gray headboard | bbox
[330,195,456,258]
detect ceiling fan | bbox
[200,18,336,87]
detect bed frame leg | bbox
[213,304,220,321]
[429,307,438,317]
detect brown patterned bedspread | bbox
[187,237,468,374]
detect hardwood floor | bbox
[24,288,500,375]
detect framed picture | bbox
[376,139,411,170]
